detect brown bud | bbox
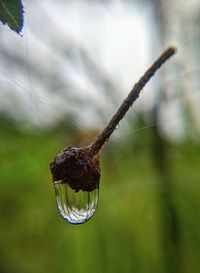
[50,146,100,192]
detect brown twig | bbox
[89,46,177,158]
[50,46,177,192]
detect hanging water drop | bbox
[50,146,100,224]
[54,181,98,224]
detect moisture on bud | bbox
[50,146,100,224]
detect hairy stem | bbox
[89,46,177,158]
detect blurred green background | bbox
[1,116,200,273]
[1,1,200,273]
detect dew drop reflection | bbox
[54,182,99,224]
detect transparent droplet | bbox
[54,181,99,224]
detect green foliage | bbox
[0,0,24,34]
[0,124,200,273]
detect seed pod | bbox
[50,146,100,192]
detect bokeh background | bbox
[1,1,200,273]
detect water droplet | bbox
[54,182,99,224]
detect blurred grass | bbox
[0,121,200,273]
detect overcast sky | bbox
[1,0,199,141]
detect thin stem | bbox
[89,46,177,158]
